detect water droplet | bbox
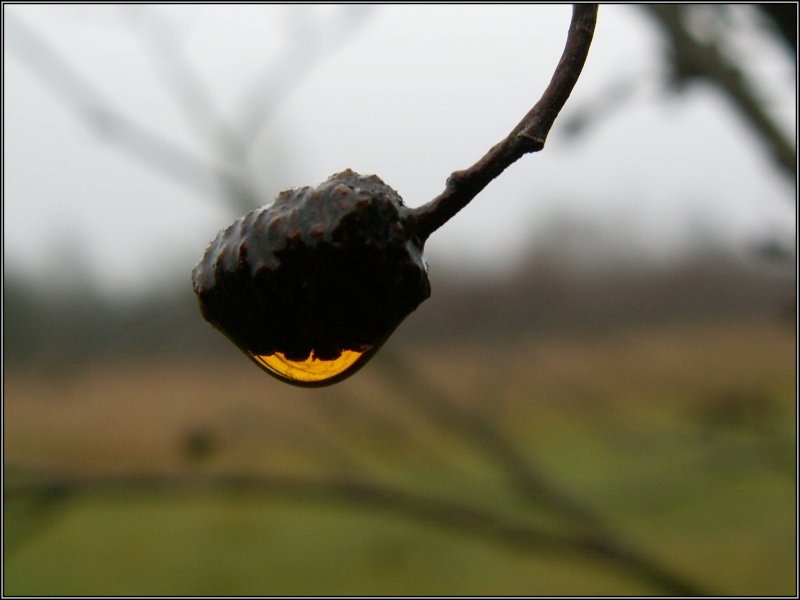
[249,348,374,386]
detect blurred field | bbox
[3,315,796,596]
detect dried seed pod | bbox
[192,169,430,386]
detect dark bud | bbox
[192,169,430,368]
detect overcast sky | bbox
[3,4,796,297]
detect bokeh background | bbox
[3,4,796,596]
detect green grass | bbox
[3,318,796,596]
[3,454,794,596]
[2,493,658,596]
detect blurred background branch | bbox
[5,6,373,216]
[4,465,707,595]
[562,4,796,187]
[5,12,259,214]
[120,6,242,155]
[756,3,797,52]
[643,4,796,181]
[235,5,374,150]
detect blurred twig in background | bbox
[643,4,796,181]
[371,350,709,595]
[5,6,373,215]
[3,463,707,595]
[563,5,796,185]
[756,3,797,53]
[5,12,257,214]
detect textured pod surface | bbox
[192,170,431,365]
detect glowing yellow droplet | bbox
[250,349,371,386]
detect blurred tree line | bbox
[3,227,794,370]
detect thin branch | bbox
[559,71,652,139]
[120,7,270,210]
[756,4,797,54]
[120,6,244,158]
[373,349,712,596]
[235,5,374,151]
[375,350,605,529]
[642,5,796,181]
[408,4,598,240]
[5,13,259,214]
[4,469,709,595]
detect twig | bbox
[5,13,259,214]
[408,4,598,240]
[4,469,709,595]
[120,6,244,159]
[373,349,711,596]
[756,4,796,53]
[643,5,796,181]
[375,349,605,527]
[235,5,374,151]
[120,7,269,212]
[559,72,652,139]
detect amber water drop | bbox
[249,349,372,386]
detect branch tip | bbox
[411,4,598,240]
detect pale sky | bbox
[3,4,796,297]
